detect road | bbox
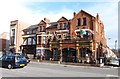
[0,61,119,77]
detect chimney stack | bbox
[44,17,50,24]
[44,17,46,21]
[73,12,76,17]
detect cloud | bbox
[81,2,118,49]
[0,1,118,49]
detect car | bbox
[109,58,120,67]
[25,55,30,63]
[118,58,120,66]
[0,54,27,69]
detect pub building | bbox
[21,10,107,64]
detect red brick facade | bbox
[21,10,107,63]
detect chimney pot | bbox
[44,17,46,21]
[73,12,76,17]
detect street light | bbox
[115,40,117,51]
[107,37,111,48]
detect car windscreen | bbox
[16,55,26,60]
[5,56,14,60]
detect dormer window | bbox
[83,17,86,26]
[77,18,81,26]
[40,26,42,32]
[60,23,62,29]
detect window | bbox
[64,23,67,29]
[32,39,36,44]
[28,38,32,45]
[29,30,32,34]
[11,29,15,36]
[60,23,62,29]
[33,29,36,34]
[40,26,42,32]
[41,49,45,56]
[80,48,86,58]
[38,36,41,44]
[58,35,61,39]
[37,49,40,55]
[11,36,15,45]
[83,17,86,26]
[77,18,81,26]
[23,39,27,45]
[43,36,46,44]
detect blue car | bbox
[0,54,27,69]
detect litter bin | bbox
[100,57,104,67]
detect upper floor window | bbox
[38,36,41,44]
[28,38,32,45]
[29,30,32,34]
[40,26,42,32]
[83,17,86,26]
[32,38,36,44]
[33,29,36,34]
[43,36,46,44]
[60,23,62,29]
[11,29,15,36]
[64,23,67,29]
[77,18,81,26]
[58,35,61,39]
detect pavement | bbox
[30,59,116,69]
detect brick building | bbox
[9,20,29,53]
[0,32,9,53]
[21,10,107,63]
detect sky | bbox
[0,0,119,49]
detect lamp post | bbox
[115,40,117,52]
[108,38,111,47]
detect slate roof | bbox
[23,24,38,31]
[46,22,57,29]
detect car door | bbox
[0,56,2,67]
[1,56,6,67]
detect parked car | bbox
[109,58,120,67]
[25,55,30,63]
[0,54,27,69]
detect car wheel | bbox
[8,64,13,69]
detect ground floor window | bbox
[80,48,92,58]
[52,48,60,61]
[80,48,86,58]
[62,48,77,62]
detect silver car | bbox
[109,58,119,67]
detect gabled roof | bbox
[81,10,95,17]
[57,16,68,22]
[72,10,95,20]
[38,20,46,25]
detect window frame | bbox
[60,23,62,29]
[64,23,67,29]
[77,18,81,26]
[40,26,42,32]
[83,17,86,26]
